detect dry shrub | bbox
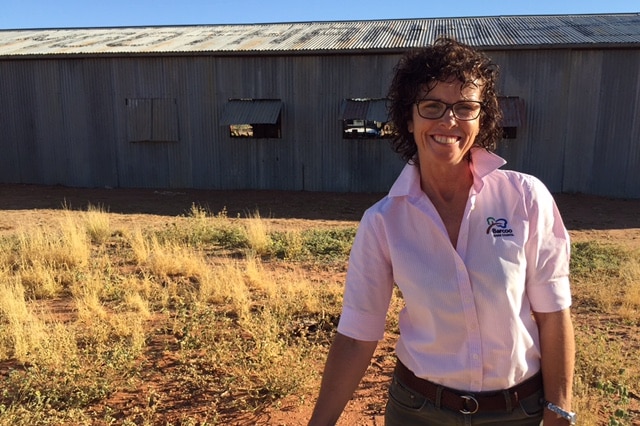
[107,312,147,354]
[75,287,147,357]
[58,210,91,267]
[244,255,275,298]
[199,259,251,318]
[124,291,152,319]
[208,254,316,325]
[68,267,106,301]
[145,238,199,277]
[16,211,90,269]
[617,255,640,322]
[197,257,336,402]
[573,248,640,323]
[18,260,64,299]
[573,323,635,425]
[127,228,151,264]
[82,203,111,244]
[244,210,271,256]
[128,229,211,281]
[75,289,108,323]
[0,279,33,359]
[233,306,321,397]
[271,270,335,316]
[571,242,638,317]
[243,256,342,316]
[282,229,305,260]
[570,243,640,422]
[0,280,77,368]
[0,238,13,268]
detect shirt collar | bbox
[388,148,507,198]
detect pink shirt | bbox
[337,148,571,392]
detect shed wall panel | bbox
[501,50,570,193]
[593,50,640,197]
[0,63,30,182]
[491,50,534,174]
[562,50,603,194]
[493,49,640,198]
[0,59,119,187]
[0,46,639,197]
[628,67,640,198]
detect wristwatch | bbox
[544,401,577,425]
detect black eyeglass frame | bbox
[414,99,484,121]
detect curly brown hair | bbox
[387,37,502,163]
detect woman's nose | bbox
[440,107,458,125]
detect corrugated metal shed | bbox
[0,13,639,58]
[0,13,639,197]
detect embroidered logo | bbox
[486,217,514,237]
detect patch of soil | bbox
[1,184,639,425]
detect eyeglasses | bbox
[415,99,483,121]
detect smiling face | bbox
[408,79,482,169]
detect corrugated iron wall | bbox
[492,48,640,198]
[0,53,403,192]
[0,58,120,187]
[0,47,639,197]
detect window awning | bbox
[340,99,389,122]
[220,99,282,125]
[498,97,525,127]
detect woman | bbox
[308,38,575,425]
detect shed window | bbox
[126,98,179,142]
[340,98,393,139]
[498,96,525,139]
[220,99,282,139]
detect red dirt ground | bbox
[1,184,639,425]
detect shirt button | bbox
[472,353,480,360]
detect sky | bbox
[0,0,638,30]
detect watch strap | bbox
[544,401,577,425]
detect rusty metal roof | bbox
[0,13,639,58]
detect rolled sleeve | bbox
[337,306,388,341]
[527,276,572,313]
[525,177,572,313]
[337,207,394,342]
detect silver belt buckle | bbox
[460,395,479,414]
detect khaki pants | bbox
[384,374,544,426]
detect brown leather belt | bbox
[394,360,543,414]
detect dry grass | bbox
[0,279,77,369]
[619,259,640,321]
[570,242,640,425]
[244,210,271,257]
[82,203,112,244]
[15,215,89,271]
[0,205,352,425]
[0,206,637,425]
